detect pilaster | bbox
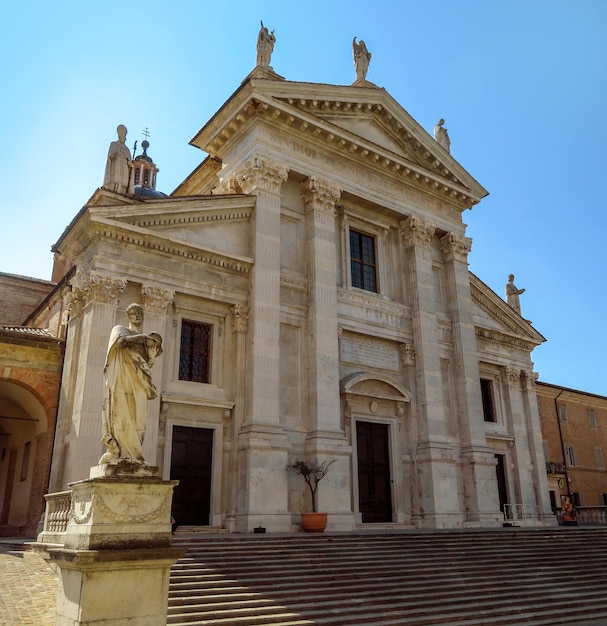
[401,216,457,526]
[234,157,290,531]
[140,285,174,465]
[441,231,500,524]
[53,269,127,488]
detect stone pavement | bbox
[0,542,56,626]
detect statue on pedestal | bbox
[256,21,276,67]
[353,37,371,81]
[100,303,162,464]
[103,124,135,196]
[434,119,451,153]
[505,274,525,315]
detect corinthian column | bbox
[233,157,291,532]
[141,285,174,465]
[440,232,500,524]
[302,177,341,435]
[50,269,127,490]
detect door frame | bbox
[163,418,224,527]
[353,417,395,523]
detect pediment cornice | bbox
[189,79,488,210]
[470,273,545,348]
[56,212,253,275]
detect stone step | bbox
[167,529,607,625]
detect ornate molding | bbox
[280,273,308,293]
[235,157,288,194]
[399,342,416,366]
[476,327,535,351]
[133,208,253,228]
[231,304,250,333]
[67,269,127,313]
[141,286,175,315]
[213,173,242,195]
[440,232,472,262]
[301,176,341,214]
[399,215,436,249]
[502,366,523,387]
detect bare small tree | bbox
[287,459,336,513]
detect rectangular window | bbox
[564,444,576,466]
[480,379,496,423]
[602,494,607,506]
[595,447,604,469]
[179,319,212,383]
[589,409,597,428]
[558,405,568,422]
[572,492,582,507]
[350,229,377,292]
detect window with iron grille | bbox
[350,229,377,292]
[589,409,597,428]
[558,405,568,422]
[179,319,212,383]
[595,447,604,469]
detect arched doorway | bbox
[0,381,50,535]
[342,373,412,524]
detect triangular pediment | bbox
[470,273,545,349]
[189,77,488,209]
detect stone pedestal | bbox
[37,461,185,626]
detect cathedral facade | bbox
[32,54,553,532]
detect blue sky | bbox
[1,1,605,395]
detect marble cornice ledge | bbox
[86,217,253,274]
[131,207,254,229]
[280,273,308,292]
[203,96,480,209]
[161,393,235,410]
[337,289,410,326]
[475,326,536,351]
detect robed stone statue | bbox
[353,37,371,81]
[100,303,162,464]
[103,124,135,196]
[256,21,276,67]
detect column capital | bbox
[502,365,523,387]
[231,304,250,333]
[68,269,127,314]
[301,176,341,214]
[399,215,436,249]
[235,157,288,194]
[141,285,175,315]
[440,232,472,262]
[399,342,416,366]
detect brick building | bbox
[537,381,607,513]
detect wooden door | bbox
[356,421,392,523]
[495,454,509,512]
[170,426,213,525]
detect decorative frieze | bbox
[440,232,472,262]
[399,215,436,249]
[141,286,175,315]
[235,156,288,194]
[301,176,341,214]
[213,173,241,195]
[230,304,250,333]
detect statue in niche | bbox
[256,20,276,67]
[434,119,451,153]
[505,274,525,315]
[353,37,372,81]
[100,303,163,464]
[103,124,134,196]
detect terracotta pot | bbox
[301,512,327,533]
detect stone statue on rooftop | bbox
[505,274,525,315]
[100,303,163,464]
[256,20,276,67]
[434,119,451,153]
[353,37,371,81]
[103,124,135,196]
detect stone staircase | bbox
[168,528,607,625]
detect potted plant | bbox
[287,458,335,532]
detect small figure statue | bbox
[256,20,276,67]
[103,125,135,195]
[434,119,451,153]
[100,303,163,464]
[505,274,525,315]
[353,37,372,81]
